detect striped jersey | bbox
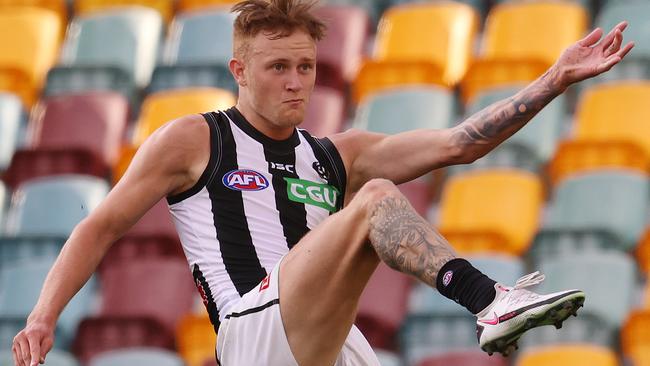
[166,107,347,331]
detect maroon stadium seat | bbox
[72,316,175,365]
[99,258,195,334]
[314,5,369,92]
[417,350,508,366]
[2,92,129,188]
[355,262,412,350]
[202,359,217,366]
[99,200,183,274]
[398,178,433,217]
[301,87,345,138]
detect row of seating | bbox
[1,0,649,110]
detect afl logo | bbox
[223,169,270,191]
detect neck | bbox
[235,101,295,141]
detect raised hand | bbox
[554,21,635,89]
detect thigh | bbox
[279,197,381,366]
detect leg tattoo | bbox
[368,196,456,287]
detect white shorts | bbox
[216,257,381,366]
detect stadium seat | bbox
[0,349,79,366]
[353,86,454,134]
[163,9,236,67]
[417,350,508,366]
[75,0,174,23]
[0,92,22,172]
[371,2,479,86]
[0,182,6,231]
[622,310,650,366]
[89,348,184,366]
[55,7,162,89]
[520,310,614,350]
[550,82,650,183]
[408,254,525,317]
[400,314,477,366]
[0,258,96,348]
[4,175,109,236]
[132,88,236,145]
[301,86,345,137]
[353,60,448,103]
[455,86,565,172]
[112,144,138,185]
[516,344,619,366]
[0,7,61,106]
[28,92,129,169]
[72,316,175,365]
[397,176,433,217]
[99,199,183,274]
[99,258,196,333]
[148,64,238,94]
[176,0,238,13]
[176,313,217,366]
[44,65,137,106]
[313,5,369,90]
[0,0,68,30]
[355,262,412,350]
[462,1,587,102]
[438,169,543,255]
[374,349,401,366]
[538,170,649,252]
[537,251,636,328]
[637,229,650,275]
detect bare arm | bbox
[334,22,634,194]
[12,114,210,366]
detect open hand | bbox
[554,21,635,89]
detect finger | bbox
[599,25,620,51]
[597,55,621,73]
[27,334,41,366]
[12,344,21,366]
[617,41,635,60]
[613,20,629,33]
[606,29,623,56]
[17,337,30,366]
[13,338,25,366]
[579,27,603,47]
[39,336,53,364]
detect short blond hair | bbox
[232,0,327,59]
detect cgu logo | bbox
[284,178,339,212]
[223,169,269,191]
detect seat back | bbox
[89,348,185,366]
[516,345,619,366]
[75,0,174,23]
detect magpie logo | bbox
[313,162,329,180]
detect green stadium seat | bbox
[537,250,637,328]
[0,258,96,348]
[451,86,566,174]
[164,9,236,67]
[353,86,454,134]
[89,348,184,366]
[4,175,109,236]
[0,349,80,366]
[520,312,615,350]
[148,64,237,94]
[0,236,67,269]
[542,170,649,251]
[374,349,401,366]
[49,6,162,95]
[408,255,525,316]
[44,65,136,105]
[0,93,23,172]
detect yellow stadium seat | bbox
[636,229,650,275]
[549,82,650,184]
[176,313,217,366]
[460,58,547,103]
[75,0,174,23]
[0,0,67,29]
[0,8,61,106]
[133,88,236,146]
[177,0,238,12]
[622,310,650,364]
[516,345,619,366]
[112,144,139,185]
[371,2,479,86]
[352,60,447,103]
[438,169,543,256]
[482,2,588,66]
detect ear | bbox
[229,58,247,87]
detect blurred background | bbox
[0,0,649,365]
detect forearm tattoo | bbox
[453,67,562,150]
[369,196,456,287]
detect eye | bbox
[272,63,285,72]
[300,63,314,72]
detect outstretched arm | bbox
[334,21,634,194]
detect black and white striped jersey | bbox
[166,107,347,331]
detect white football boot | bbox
[475,271,585,356]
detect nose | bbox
[285,69,303,93]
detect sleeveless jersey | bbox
[166,107,347,331]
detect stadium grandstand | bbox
[0,0,649,365]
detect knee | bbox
[354,178,402,213]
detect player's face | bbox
[244,30,316,129]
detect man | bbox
[13,0,634,365]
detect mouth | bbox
[283,99,304,104]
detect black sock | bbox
[436,258,497,314]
